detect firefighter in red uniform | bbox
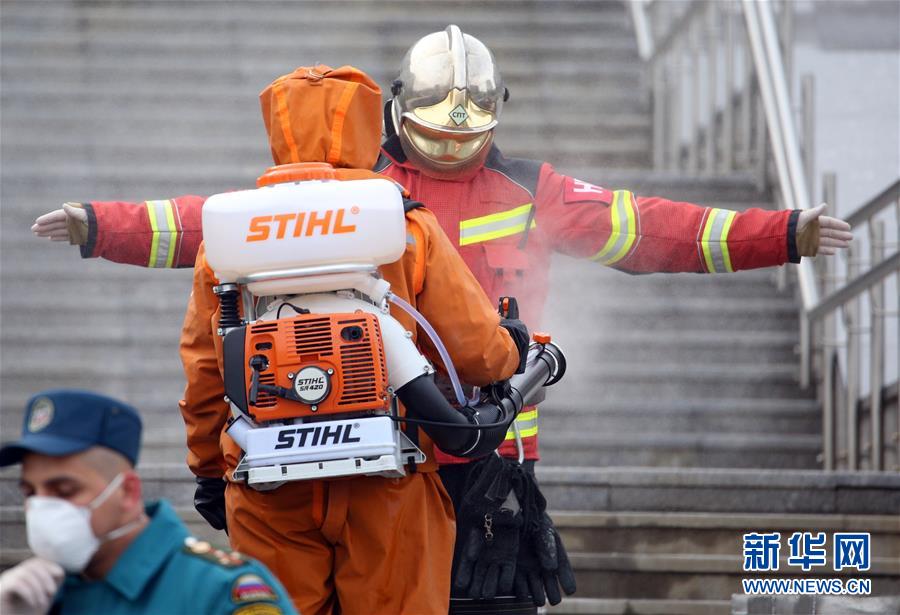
[33,25,852,613]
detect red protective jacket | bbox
[79,136,802,463]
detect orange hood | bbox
[260,64,383,170]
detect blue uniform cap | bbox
[0,389,142,467]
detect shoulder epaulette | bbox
[182,536,246,568]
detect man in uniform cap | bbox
[0,389,296,615]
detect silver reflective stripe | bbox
[150,200,173,268]
[458,205,533,245]
[406,232,416,246]
[707,209,730,273]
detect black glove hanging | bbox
[452,454,523,600]
[513,470,577,606]
[193,476,228,532]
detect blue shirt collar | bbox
[66,500,189,601]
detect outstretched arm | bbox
[535,168,851,273]
[32,196,206,268]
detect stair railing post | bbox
[670,46,683,171]
[754,83,768,193]
[652,61,665,170]
[801,75,815,208]
[844,242,860,471]
[705,2,718,175]
[778,0,794,90]
[723,0,735,172]
[689,21,700,175]
[821,172,838,470]
[741,28,753,169]
[869,221,885,470]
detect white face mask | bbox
[25,472,141,572]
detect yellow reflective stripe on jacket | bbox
[700,208,737,273]
[591,190,638,265]
[504,408,538,440]
[459,203,536,246]
[145,200,179,268]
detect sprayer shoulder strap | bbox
[404,210,427,296]
[402,198,424,213]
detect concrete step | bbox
[0,57,642,91]
[546,398,819,435]
[547,362,807,401]
[0,376,186,419]
[4,397,823,463]
[1,35,637,64]
[557,331,799,365]
[731,595,900,615]
[539,432,820,469]
[0,86,645,120]
[536,466,900,514]
[2,137,651,173]
[0,359,808,400]
[0,282,797,315]
[548,598,730,615]
[0,172,770,209]
[0,328,800,367]
[0,505,224,553]
[4,465,896,516]
[0,1,629,31]
[547,268,790,299]
[553,510,900,558]
[0,109,649,140]
[568,552,900,601]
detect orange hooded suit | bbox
[179,65,520,615]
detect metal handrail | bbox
[628,0,654,61]
[807,251,899,323]
[630,1,900,472]
[635,0,819,369]
[741,0,818,312]
[807,178,899,471]
[845,179,900,227]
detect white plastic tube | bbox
[387,292,467,407]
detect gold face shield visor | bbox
[400,120,492,164]
[406,88,497,132]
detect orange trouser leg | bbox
[329,472,455,615]
[225,481,337,615]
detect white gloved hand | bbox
[0,557,65,615]
[31,203,88,244]
[797,203,853,256]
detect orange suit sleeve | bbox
[178,243,228,478]
[408,209,520,386]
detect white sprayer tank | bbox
[203,178,407,284]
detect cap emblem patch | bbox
[28,398,54,432]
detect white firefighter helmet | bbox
[391,25,506,179]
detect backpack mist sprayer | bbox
[202,164,566,489]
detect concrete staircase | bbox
[2,2,897,614]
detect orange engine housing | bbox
[244,312,390,421]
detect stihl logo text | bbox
[246,208,357,242]
[295,377,325,393]
[273,424,361,449]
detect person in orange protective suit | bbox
[181,65,523,615]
